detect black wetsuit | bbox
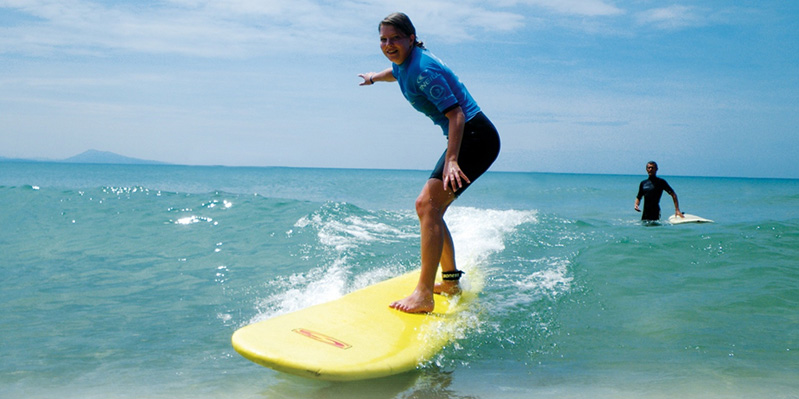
[429,112,500,197]
[636,176,674,221]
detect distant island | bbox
[0,149,168,165]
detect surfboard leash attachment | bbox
[442,270,465,281]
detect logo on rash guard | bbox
[428,84,445,100]
[417,70,444,100]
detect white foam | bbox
[250,258,350,323]
[446,207,538,268]
[254,206,538,324]
[514,257,573,298]
[488,256,574,316]
[174,215,213,225]
[314,214,415,252]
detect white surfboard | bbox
[231,270,479,381]
[669,213,714,224]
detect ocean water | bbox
[1,162,797,399]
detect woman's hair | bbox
[379,12,425,49]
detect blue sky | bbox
[1,1,797,178]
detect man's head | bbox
[646,161,658,177]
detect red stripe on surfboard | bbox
[292,328,352,349]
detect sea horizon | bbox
[3,156,797,183]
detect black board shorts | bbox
[430,112,500,197]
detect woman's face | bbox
[379,24,414,65]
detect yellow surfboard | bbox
[231,271,478,381]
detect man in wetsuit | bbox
[635,161,684,221]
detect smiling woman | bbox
[379,24,415,65]
[357,12,501,314]
[377,13,424,64]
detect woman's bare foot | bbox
[389,288,434,313]
[433,280,461,296]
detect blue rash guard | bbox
[392,47,481,135]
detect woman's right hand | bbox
[358,68,396,86]
[358,73,375,86]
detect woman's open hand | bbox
[443,160,470,193]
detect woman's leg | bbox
[390,114,499,312]
[389,178,455,313]
[434,222,462,295]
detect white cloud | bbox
[0,0,530,57]
[0,0,317,57]
[507,0,623,16]
[635,5,705,30]
[395,1,525,42]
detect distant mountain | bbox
[0,150,168,165]
[0,155,51,163]
[62,150,166,165]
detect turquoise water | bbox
[1,163,798,399]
